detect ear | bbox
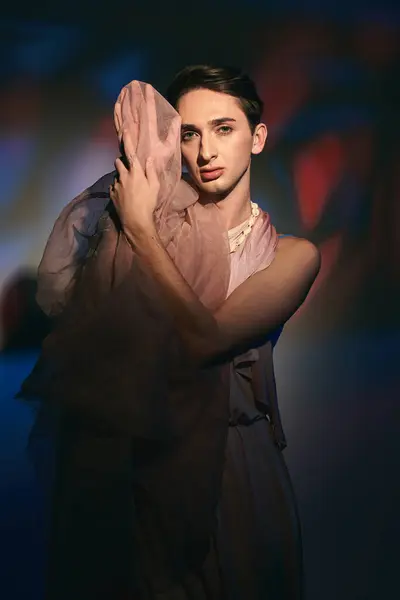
[251,123,268,155]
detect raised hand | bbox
[110,128,159,239]
[109,81,182,242]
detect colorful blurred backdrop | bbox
[1,3,399,599]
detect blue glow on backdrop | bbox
[0,7,398,599]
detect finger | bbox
[131,154,147,182]
[115,157,128,179]
[121,129,137,168]
[145,157,159,189]
[113,90,124,140]
[109,184,116,200]
[109,180,120,193]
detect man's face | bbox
[176,88,265,197]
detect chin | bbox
[197,178,232,196]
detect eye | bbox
[217,125,233,135]
[181,131,198,142]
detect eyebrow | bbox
[181,117,237,131]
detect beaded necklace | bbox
[227,201,260,253]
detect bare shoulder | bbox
[277,235,318,254]
[276,236,320,271]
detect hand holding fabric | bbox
[112,82,182,241]
[111,83,181,238]
[110,132,160,236]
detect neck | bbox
[198,167,253,230]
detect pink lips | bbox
[200,168,224,181]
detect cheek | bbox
[238,136,254,154]
[226,138,253,168]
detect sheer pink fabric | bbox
[37,81,276,316]
[20,81,278,598]
[37,81,236,317]
[228,211,277,294]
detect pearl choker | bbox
[228,201,260,253]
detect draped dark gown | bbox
[25,80,301,597]
[43,343,303,600]
[137,342,304,600]
[24,181,303,598]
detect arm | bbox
[109,128,320,365]
[128,226,320,364]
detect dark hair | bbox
[166,65,264,132]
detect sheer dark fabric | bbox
[17,81,279,598]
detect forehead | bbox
[177,88,245,125]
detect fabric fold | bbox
[18,80,280,597]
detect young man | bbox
[108,65,320,599]
[22,66,319,599]
[111,66,319,364]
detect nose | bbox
[198,134,217,164]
